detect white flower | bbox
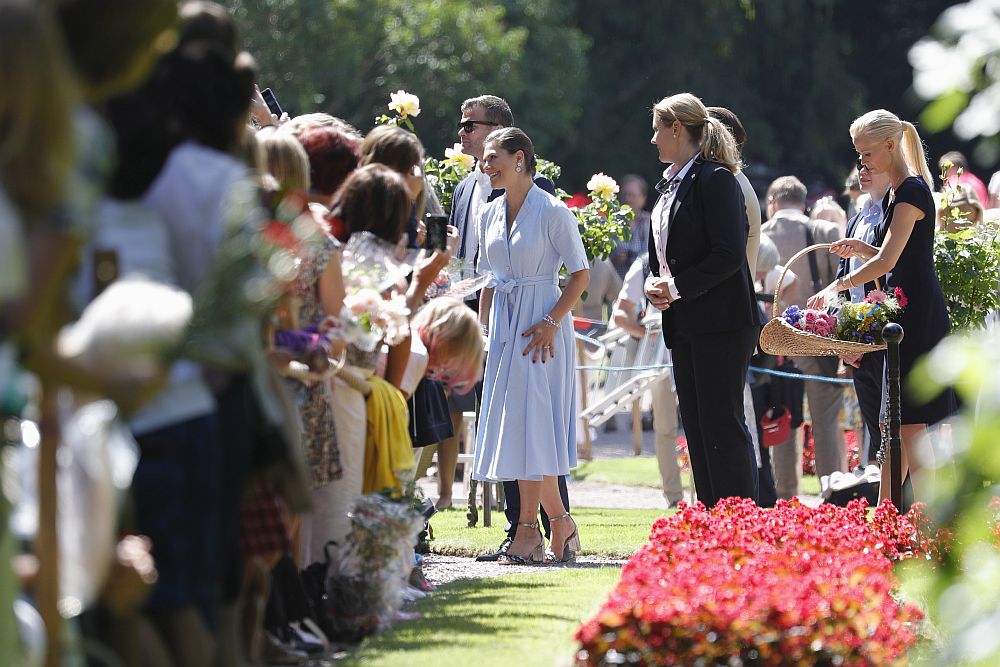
[388,90,421,119]
[344,288,383,317]
[587,173,619,200]
[372,294,411,346]
[444,143,475,170]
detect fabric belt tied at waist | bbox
[486,273,558,344]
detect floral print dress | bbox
[290,234,342,488]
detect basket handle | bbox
[770,242,881,318]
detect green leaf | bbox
[921,89,971,133]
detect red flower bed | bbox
[576,498,930,666]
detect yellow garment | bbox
[362,376,414,494]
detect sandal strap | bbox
[517,521,540,529]
[549,512,572,522]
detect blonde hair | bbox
[412,297,484,391]
[0,0,77,221]
[809,196,847,227]
[653,93,741,173]
[850,109,934,190]
[258,127,311,192]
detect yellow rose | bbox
[444,143,475,170]
[388,90,421,119]
[587,172,619,200]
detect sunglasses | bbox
[457,120,499,133]
[856,157,869,172]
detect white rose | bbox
[444,143,475,170]
[587,173,619,200]
[388,90,421,119]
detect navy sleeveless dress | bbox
[881,176,957,425]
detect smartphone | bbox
[261,87,283,117]
[424,214,449,252]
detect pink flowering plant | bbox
[835,287,907,345]
[575,498,933,666]
[781,305,838,338]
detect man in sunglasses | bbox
[451,94,556,267]
[443,94,564,562]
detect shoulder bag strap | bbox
[804,224,823,294]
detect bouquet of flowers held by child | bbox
[778,287,907,346]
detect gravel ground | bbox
[421,553,625,587]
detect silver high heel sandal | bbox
[498,521,546,565]
[546,513,581,563]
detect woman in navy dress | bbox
[809,109,956,503]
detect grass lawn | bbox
[428,506,668,559]
[343,567,621,667]
[571,454,822,497]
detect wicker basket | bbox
[758,243,887,357]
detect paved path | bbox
[421,554,625,587]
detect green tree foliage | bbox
[228,0,587,163]
[228,0,966,192]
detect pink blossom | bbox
[894,287,909,308]
[866,289,887,304]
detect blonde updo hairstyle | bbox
[653,93,741,174]
[849,110,934,190]
[411,297,484,392]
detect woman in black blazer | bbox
[643,92,762,508]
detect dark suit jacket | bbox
[647,158,762,348]
[450,171,556,261]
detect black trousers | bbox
[503,476,570,539]
[750,382,779,508]
[671,327,759,508]
[852,349,914,509]
[852,350,886,463]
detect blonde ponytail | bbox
[701,116,742,174]
[900,121,934,190]
[653,92,741,173]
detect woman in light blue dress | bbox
[473,128,590,564]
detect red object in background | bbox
[573,317,591,331]
[760,407,791,447]
[565,192,592,209]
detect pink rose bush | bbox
[575,498,934,666]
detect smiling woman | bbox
[474,126,591,566]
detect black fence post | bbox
[883,323,904,512]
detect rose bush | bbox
[575,498,933,666]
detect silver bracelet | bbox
[480,323,489,336]
[542,314,559,328]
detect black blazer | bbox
[450,171,556,261]
[647,158,761,347]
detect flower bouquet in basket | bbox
[759,242,908,356]
[835,287,907,345]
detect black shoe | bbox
[475,535,513,562]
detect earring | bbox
[515,162,523,173]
